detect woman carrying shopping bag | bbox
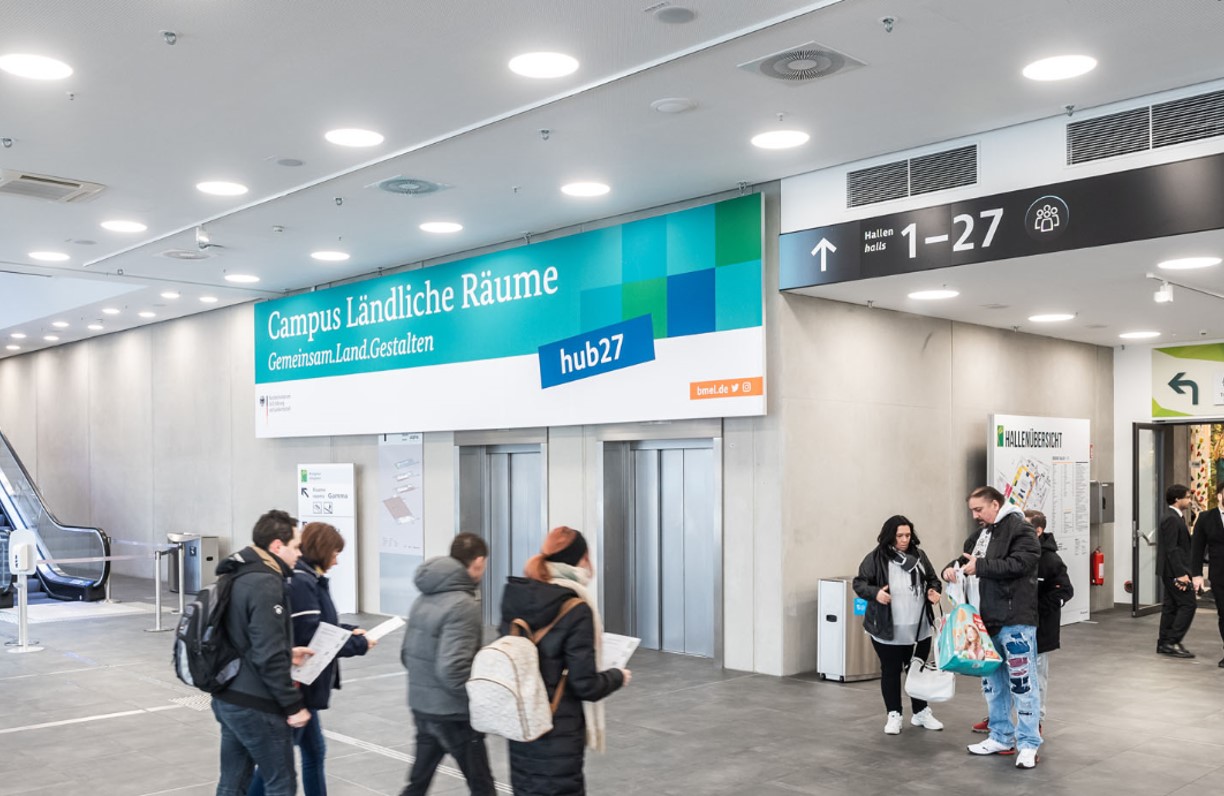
[853,515,944,735]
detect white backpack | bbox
[467,598,582,742]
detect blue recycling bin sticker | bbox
[853,597,868,616]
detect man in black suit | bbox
[1191,482,1224,668]
[1157,484,1196,658]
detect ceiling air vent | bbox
[847,160,908,207]
[1152,88,1224,148]
[160,249,212,261]
[0,169,105,203]
[846,145,979,208]
[372,176,449,196]
[1067,107,1150,164]
[738,41,865,84]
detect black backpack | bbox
[172,569,253,693]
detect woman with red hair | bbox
[499,526,631,795]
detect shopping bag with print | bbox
[936,569,1002,676]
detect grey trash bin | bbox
[167,533,219,594]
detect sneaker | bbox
[885,711,903,735]
[1015,747,1039,769]
[911,708,944,730]
[971,717,990,733]
[967,738,1016,756]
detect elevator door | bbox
[604,440,716,658]
[457,444,545,626]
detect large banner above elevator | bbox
[254,195,764,437]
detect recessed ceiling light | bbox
[100,219,148,233]
[102,307,121,315]
[196,181,249,196]
[1119,330,1161,340]
[420,221,463,234]
[508,52,579,79]
[5,345,20,351]
[199,295,219,304]
[1028,313,1075,323]
[225,274,260,284]
[561,182,610,197]
[311,250,350,262]
[43,335,59,342]
[160,291,181,299]
[1022,55,1097,82]
[0,53,73,80]
[650,97,697,114]
[1157,256,1222,270]
[51,321,69,329]
[751,130,810,150]
[908,289,959,300]
[87,323,103,331]
[11,333,27,339]
[324,128,385,147]
[139,311,157,319]
[29,251,70,262]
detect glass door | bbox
[1132,423,1166,616]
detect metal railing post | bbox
[5,573,43,653]
[145,547,170,632]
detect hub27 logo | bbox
[1024,194,1070,242]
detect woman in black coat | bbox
[852,515,943,736]
[499,526,629,796]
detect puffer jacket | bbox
[946,507,1041,636]
[1036,532,1074,654]
[212,546,305,716]
[852,546,941,641]
[401,556,482,718]
[289,558,369,710]
[500,577,624,796]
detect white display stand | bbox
[296,463,358,614]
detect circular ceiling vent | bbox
[377,176,448,196]
[161,249,212,260]
[761,49,846,81]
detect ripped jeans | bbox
[982,624,1041,751]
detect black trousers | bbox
[870,636,932,715]
[402,712,495,796]
[1158,576,1197,646]
[1211,568,1224,650]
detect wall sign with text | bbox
[1152,343,1224,418]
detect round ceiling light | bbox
[324,128,385,147]
[101,219,148,233]
[1028,313,1075,323]
[11,333,27,339]
[160,291,181,299]
[1022,55,1097,82]
[87,323,103,331]
[311,250,350,262]
[43,335,60,342]
[1119,330,1161,340]
[650,97,697,114]
[29,251,70,262]
[196,181,249,196]
[561,182,610,197]
[420,221,463,234]
[508,52,579,79]
[224,274,261,284]
[1157,256,1222,270]
[750,130,810,150]
[51,321,69,329]
[0,53,73,80]
[139,311,157,319]
[102,307,120,315]
[5,345,20,351]
[908,289,959,300]
[199,296,219,304]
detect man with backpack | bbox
[211,509,313,796]
[399,532,494,796]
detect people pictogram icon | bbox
[1034,204,1060,233]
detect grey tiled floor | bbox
[2,576,1223,795]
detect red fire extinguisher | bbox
[1091,547,1105,586]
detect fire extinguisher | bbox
[1091,547,1105,586]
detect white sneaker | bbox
[884,711,903,735]
[910,707,944,730]
[967,738,1015,755]
[1015,747,1039,769]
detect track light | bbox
[1154,282,1174,303]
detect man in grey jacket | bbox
[400,532,494,796]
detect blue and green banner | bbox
[254,194,765,437]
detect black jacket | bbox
[1036,533,1074,654]
[499,577,624,796]
[1191,507,1224,578]
[946,508,1041,636]
[289,558,369,710]
[213,546,305,716]
[1157,506,1192,579]
[852,546,941,641]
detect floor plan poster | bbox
[378,433,424,617]
[988,415,1091,623]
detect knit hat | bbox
[543,526,588,566]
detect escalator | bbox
[0,429,110,603]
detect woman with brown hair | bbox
[498,526,631,796]
[249,522,376,796]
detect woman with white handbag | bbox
[853,515,945,735]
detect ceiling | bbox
[3,0,1224,359]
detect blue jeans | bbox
[982,624,1042,751]
[249,709,327,796]
[212,699,296,796]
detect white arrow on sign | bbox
[811,238,836,271]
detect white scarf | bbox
[546,562,607,753]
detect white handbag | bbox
[905,656,956,703]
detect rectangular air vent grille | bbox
[0,169,105,203]
[846,145,978,208]
[1153,89,1224,148]
[1067,108,1150,164]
